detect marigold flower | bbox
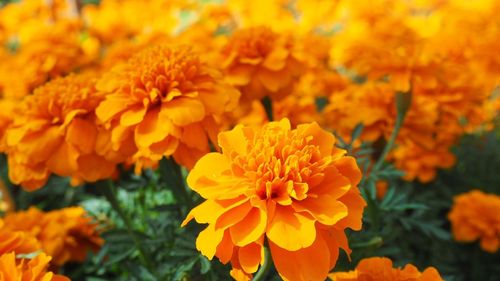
[329,257,443,281]
[182,118,366,281]
[3,74,121,190]
[0,252,69,281]
[0,220,39,255]
[390,140,455,183]
[225,0,296,32]
[448,190,500,253]
[82,0,187,44]
[221,26,305,102]
[0,20,97,99]
[323,81,459,183]
[3,207,103,266]
[95,44,240,170]
[0,99,17,151]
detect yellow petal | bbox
[238,242,263,273]
[229,207,266,247]
[269,231,331,281]
[262,48,289,71]
[292,197,348,226]
[161,97,205,126]
[134,108,174,148]
[196,224,224,260]
[266,206,316,251]
[120,105,147,126]
[66,118,97,154]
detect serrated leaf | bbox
[199,255,211,274]
[351,123,364,141]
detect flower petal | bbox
[229,207,266,247]
[266,206,316,251]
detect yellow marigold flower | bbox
[182,118,366,281]
[329,257,443,281]
[225,0,296,32]
[3,74,121,190]
[448,190,500,253]
[82,0,187,44]
[95,44,240,170]
[221,26,305,102]
[0,252,70,281]
[3,207,103,266]
[0,220,39,255]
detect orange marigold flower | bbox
[329,257,443,281]
[0,220,39,255]
[3,206,103,266]
[0,20,98,99]
[390,140,455,183]
[182,118,366,281]
[95,44,240,170]
[0,252,70,281]
[448,190,500,253]
[3,74,121,190]
[221,26,305,102]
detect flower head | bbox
[3,207,103,266]
[96,44,240,170]
[0,252,69,281]
[3,74,120,190]
[329,257,443,281]
[221,26,305,102]
[390,140,455,183]
[183,118,366,281]
[0,20,98,99]
[448,190,500,253]
[0,220,40,255]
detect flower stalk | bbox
[371,91,412,174]
[261,96,274,121]
[160,157,194,214]
[252,246,272,281]
[99,180,157,276]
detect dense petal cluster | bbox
[221,26,305,102]
[183,119,366,281]
[0,220,40,255]
[329,257,443,281]
[0,19,98,99]
[2,74,119,190]
[448,190,500,253]
[96,44,240,170]
[323,0,498,182]
[0,253,70,281]
[3,207,103,265]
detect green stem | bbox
[159,158,193,212]
[371,91,412,174]
[100,180,157,276]
[371,116,404,173]
[261,96,273,122]
[350,236,383,249]
[253,247,272,281]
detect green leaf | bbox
[351,123,364,141]
[199,255,211,274]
